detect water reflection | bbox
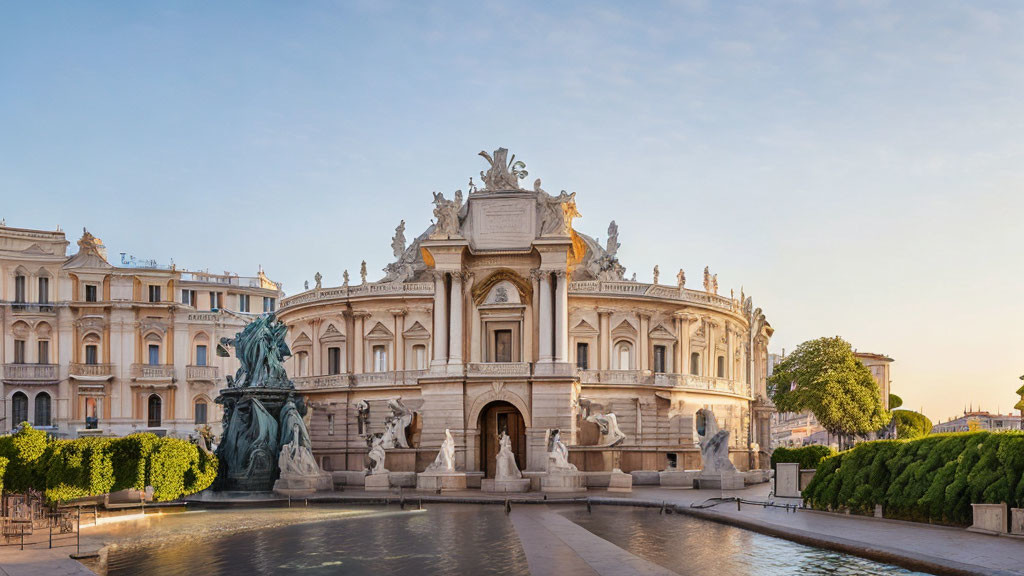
[560,507,931,576]
[99,504,928,576]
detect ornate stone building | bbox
[0,223,282,438]
[278,149,774,479]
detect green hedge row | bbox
[0,424,217,502]
[770,445,836,470]
[803,431,1024,526]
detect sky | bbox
[1,1,1022,423]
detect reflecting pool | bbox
[86,504,930,576]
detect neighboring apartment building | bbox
[770,351,894,448]
[932,409,1022,433]
[0,224,282,438]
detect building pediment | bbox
[365,321,394,340]
[570,319,599,336]
[403,321,430,339]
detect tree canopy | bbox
[768,336,890,442]
[888,393,903,409]
[892,409,932,439]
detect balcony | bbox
[131,364,176,382]
[467,362,532,378]
[186,365,220,383]
[293,374,349,390]
[2,363,58,384]
[69,363,115,380]
[352,370,426,387]
[577,370,751,396]
[9,303,56,314]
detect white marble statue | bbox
[279,422,321,478]
[425,428,456,473]
[495,432,522,480]
[696,408,737,475]
[546,429,577,472]
[586,412,627,447]
[367,434,388,475]
[380,398,414,449]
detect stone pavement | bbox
[0,530,94,576]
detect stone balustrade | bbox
[568,280,737,312]
[293,374,349,390]
[2,363,58,382]
[578,370,751,396]
[131,364,176,380]
[69,363,115,378]
[281,282,434,308]
[467,362,532,378]
[186,365,220,382]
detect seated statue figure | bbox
[380,398,414,449]
[495,432,522,480]
[696,408,738,475]
[367,434,388,475]
[585,411,627,447]
[546,429,577,472]
[278,422,321,478]
[425,428,456,473]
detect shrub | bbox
[771,445,836,470]
[0,457,7,493]
[0,424,49,492]
[109,433,160,492]
[43,437,115,502]
[804,431,1024,526]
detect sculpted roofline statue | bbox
[478,147,527,191]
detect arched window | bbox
[34,392,51,427]
[690,352,700,375]
[615,342,633,370]
[147,394,162,428]
[194,399,208,425]
[717,355,726,378]
[11,392,28,426]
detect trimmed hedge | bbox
[803,431,1024,526]
[771,445,836,470]
[0,457,7,493]
[0,425,217,502]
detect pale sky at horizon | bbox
[2,1,1022,423]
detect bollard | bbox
[418,498,423,510]
[587,499,592,514]
[21,530,24,551]
[737,499,741,511]
[660,501,665,514]
[400,495,405,510]
[49,517,52,549]
[505,499,511,515]
[76,508,81,556]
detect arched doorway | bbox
[478,401,526,478]
[147,394,162,428]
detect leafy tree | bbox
[892,409,932,439]
[768,337,890,448]
[888,393,903,409]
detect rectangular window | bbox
[494,329,513,362]
[85,284,98,302]
[328,347,341,375]
[210,291,222,311]
[263,297,275,312]
[373,345,387,372]
[576,342,589,370]
[717,355,725,378]
[14,275,26,303]
[194,402,208,425]
[38,341,49,364]
[149,285,161,303]
[238,294,250,313]
[182,289,196,306]
[38,277,49,304]
[85,345,98,365]
[414,345,426,370]
[654,345,666,373]
[14,339,26,363]
[196,345,208,366]
[690,352,700,375]
[148,344,160,366]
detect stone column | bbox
[353,312,368,374]
[598,309,612,370]
[727,323,735,380]
[432,272,447,365]
[704,319,714,377]
[553,271,568,362]
[537,272,553,363]
[448,273,463,365]
[392,309,406,371]
[638,312,650,372]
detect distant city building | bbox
[0,224,282,438]
[770,351,894,448]
[932,409,1022,433]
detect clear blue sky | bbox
[2,1,1022,422]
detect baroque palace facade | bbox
[0,223,282,438]
[278,149,774,478]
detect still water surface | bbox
[96,504,929,576]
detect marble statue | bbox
[606,221,620,257]
[712,274,719,294]
[653,265,660,285]
[696,408,737,475]
[217,312,292,389]
[495,432,522,480]
[304,280,309,291]
[279,394,311,450]
[278,421,321,478]
[677,269,685,289]
[586,412,627,447]
[343,270,349,287]
[468,177,478,194]
[314,272,322,290]
[538,190,578,236]
[546,429,577,472]
[380,398,413,449]
[360,261,367,284]
[479,147,527,190]
[354,400,370,436]
[703,266,712,292]
[367,434,388,475]
[425,428,456,472]
[431,192,461,239]
[391,220,406,259]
